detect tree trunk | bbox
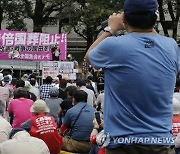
[33,0,44,32]
[86,26,94,50]
[58,21,62,34]
[172,21,178,40]
[158,0,169,37]
[33,22,43,32]
[0,9,3,30]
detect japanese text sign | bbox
[0,30,67,61]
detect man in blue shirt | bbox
[60,90,96,153]
[85,0,180,153]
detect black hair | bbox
[45,76,53,84]
[175,78,180,92]
[59,79,67,88]
[9,128,25,139]
[11,78,17,86]
[176,78,180,87]
[16,79,25,88]
[87,75,93,80]
[65,86,77,97]
[51,46,58,52]
[27,91,37,102]
[30,79,36,86]
[85,79,91,84]
[76,79,86,87]
[13,87,27,98]
[125,11,157,29]
[0,80,2,86]
[73,90,87,103]
[29,74,36,80]
[57,74,62,80]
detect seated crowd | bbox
[0,73,105,154]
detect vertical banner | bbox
[0,30,67,61]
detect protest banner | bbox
[0,30,67,61]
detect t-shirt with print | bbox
[89,33,180,148]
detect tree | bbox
[4,1,27,31]
[0,0,8,30]
[23,0,65,32]
[67,0,123,50]
[158,0,180,40]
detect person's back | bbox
[97,33,178,139]
[29,78,40,99]
[0,130,50,154]
[80,86,95,106]
[40,76,53,100]
[0,117,12,143]
[45,87,63,120]
[0,100,12,143]
[8,88,33,128]
[76,79,96,106]
[21,100,63,154]
[29,113,63,154]
[88,32,178,150]
[46,97,62,118]
[61,90,95,153]
[66,102,96,141]
[85,0,179,153]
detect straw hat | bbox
[30,100,50,113]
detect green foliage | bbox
[4,1,27,31]
[65,0,123,44]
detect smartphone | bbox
[95,111,101,125]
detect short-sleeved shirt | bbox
[63,102,96,141]
[0,116,12,143]
[80,86,96,106]
[8,98,33,128]
[45,97,63,119]
[40,84,54,100]
[89,33,180,147]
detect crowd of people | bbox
[0,0,180,154]
[0,71,106,154]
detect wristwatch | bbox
[104,26,114,35]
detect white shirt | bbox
[80,86,96,106]
[0,116,12,143]
[0,131,50,154]
[174,92,180,102]
[29,86,40,99]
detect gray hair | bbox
[0,100,5,115]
